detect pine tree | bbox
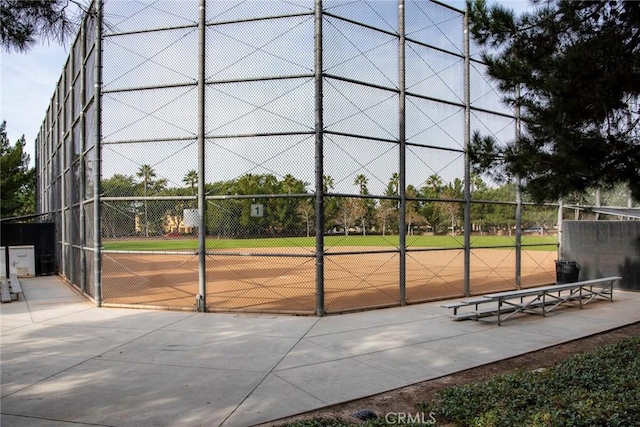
[0,121,35,217]
[0,0,88,53]
[467,0,640,203]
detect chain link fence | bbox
[35,0,558,315]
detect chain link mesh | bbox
[33,0,558,314]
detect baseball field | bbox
[101,235,557,314]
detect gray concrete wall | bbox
[562,221,640,290]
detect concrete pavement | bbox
[2,276,639,426]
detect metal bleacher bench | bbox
[0,273,24,303]
[9,273,24,300]
[442,276,621,326]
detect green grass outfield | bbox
[102,235,558,251]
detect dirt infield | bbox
[101,248,556,314]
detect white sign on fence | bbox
[250,204,264,217]
[183,209,199,227]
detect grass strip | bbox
[103,235,557,251]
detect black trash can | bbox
[555,260,580,284]
[37,255,55,276]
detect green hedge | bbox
[426,336,640,426]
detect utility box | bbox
[0,247,6,278]
[9,246,36,277]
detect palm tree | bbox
[136,164,156,237]
[183,170,198,195]
[353,174,370,234]
[281,173,300,194]
[386,172,399,196]
[425,174,443,195]
[322,175,334,193]
[353,174,369,195]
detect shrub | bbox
[426,337,640,426]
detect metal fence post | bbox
[93,0,103,306]
[314,0,325,316]
[515,85,522,288]
[80,19,87,295]
[557,198,563,259]
[463,9,471,297]
[398,0,407,305]
[197,0,207,312]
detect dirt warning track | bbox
[102,248,556,314]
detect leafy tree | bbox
[438,179,463,236]
[0,0,89,53]
[405,185,423,235]
[322,175,340,232]
[467,0,640,203]
[273,174,308,236]
[335,198,363,236]
[521,204,555,233]
[101,174,136,238]
[296,199,314,237]
[473,183,518,234]
[468,174,494,233]
[375,202,395,236]
[576,183,634,209]
[204,180,238,238]
[0,122,35,218]
[232,173,267,236]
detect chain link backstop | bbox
[35,0,558,315]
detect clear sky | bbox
[0,0,531,167]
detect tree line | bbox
[3,0,638,215]
[100,165,565,239]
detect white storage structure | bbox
[8,246,36,277]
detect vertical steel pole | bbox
[557,198,563,260]
[398,0,406,305]
[197,0,207,312]
[80,20,87,294]
[61,88,67,280]
[93,0,103,306]
[515,85,522,288]
[314,0,325,316]
[463,10,471,297]
[35,135,40,214]
[558,199,564,259]
[627,98,635,209]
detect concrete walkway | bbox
[2,276,639,427]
